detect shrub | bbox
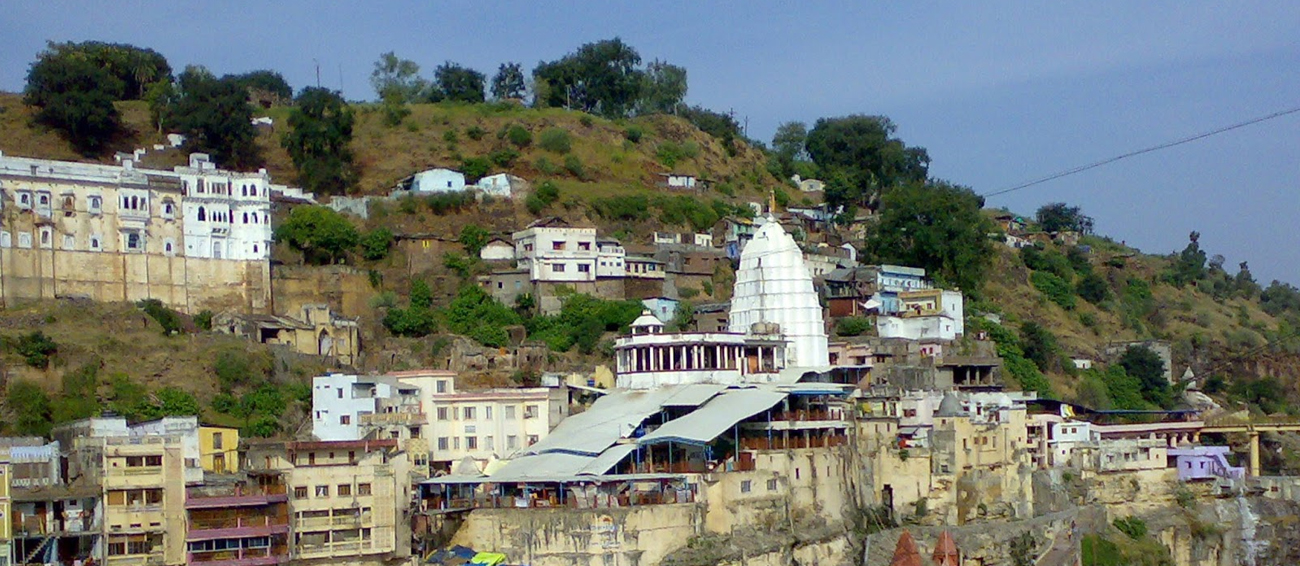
[425,191,475,214]
[534,181,560,205]
[465,125,486,140]
[1031,271,1076,310]
[369,290,398,309]
[13,331,58,369]
[489,148,519,167]
[193,310,214,331]
[835,317,872,337]
[563,154,585,179]
[682,140,700,158]
[138,299,185,335]
[624,125,645,143]
[1077,271,1111,304]
[1113,516,1147,540]
[534,156,559,175]
[8,381,52,436]
[505,125,532,148]
[460,156,491,183]
[442,129,458,143]
[525,194,546,215]
[360,227,394,261]
[657,141,686,167]
[590,195,651,222]
[538,128,572,153]
[382,307,436,337]
[157,387,200,416]
[579,114,594,127]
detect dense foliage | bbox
[171,66,262,168]
[431,62,486,103]
[864,181,993,295]
[806,115,930,211]
[24,54,124,155]
[274,206,360,264]
[282,87,357,194]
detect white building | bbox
[595,237,626,278]
[410,168,467,193]
[177,153,273,260]
[512,218,598,282]
[729,218,830,367]
[614,312,790,389]
[395,370,567,465]
[128,416,204,484]
[310,374,398,441]
[876,288,966,341]
[475,173,524,198]
[658,173,698,190]
[877,314,959,341]
[479,238,515,262]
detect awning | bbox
[638,389,787,446]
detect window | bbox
[552,241,565,251]
[463,407,476,420]
[163,239,175,256]
[507,435,518,449]
[485,406,492,420]
[18,192,30,207]
[552,263,566,273]
[294,486,308,499]
[337,389,344,399]
[358,483,371,496]
[38,193,49,206]
[90,235,101,251]
[18,233,31,249]
[39,228,50,247]
[337,484,352,496]
[436,380,447,393]
[126,232,142,251]
[527,435,538,446]
[578,242,591,250]
[438,437,449,450]
[578,264,591,273]
[485,436,494,451]
[466,436,478,450]
[212,432,223,450]
[524,405,538,419]
[315,485,329,497]
[0,231,10,248]
[163,203,174,217]
[453,437,460,450]
[340,415,351,425]
[410,426,421,439]
[436,407,448,420]
[740,480,752,493]
[505,406,516,420]
[767,479,778,491]
[197,207,206,221]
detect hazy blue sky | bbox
[4,3,1299,284]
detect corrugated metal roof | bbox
[521,386,724,457]
[638,389,787,446]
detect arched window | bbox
[243,213,249,224]
[197,207,206,221]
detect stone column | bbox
[1250,431,1261,477]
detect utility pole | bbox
[314,59,321,88]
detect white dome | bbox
[728,218,829,367]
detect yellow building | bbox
[199,426,240,474]
[0,451,12,566]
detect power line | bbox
[984,104,1300,198]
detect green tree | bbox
[144,79,180,133]
[678,105,742,141]
[23,54,124,155]
[157,387,200,416]
[806,115,929,210]
[1118,345,1170,408]
[772,121,809,167]
[13,331,58,369]
[172,66,262,169]
[360,227,394,261]
[36,41,172,99]
[431,62,485,103]
[533,38,644,118]
[1168,231,1207,287]
[1035,202,1094,234]
[490,62,527,100]
[864,180,992,295]
[282,87,357,195]
[1031,271,1076,310]
[274,205,360,264]
[370,51,427,102]
[1019,321,1060,373]
[538,128,573,153]
[636,59,687,114]
[228,70,293,106]
[1077,271,1111,304]
[1234,261,1261,298]
[458,225,491,257]
[7,381,53,436]
[137,299,185,335]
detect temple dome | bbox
[728,218,829,367]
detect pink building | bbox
[1168,446,1244,481]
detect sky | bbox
[3,2,1299,284]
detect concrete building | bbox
[657,173,700,190]
[615,311,790,389]
[409,168,466,194]
[1168,446,1244,481]
[184,474,290,566]
[198,426,239,474]
[624,256,665,279]
[512,218,597,283]
[876,289,965,341]
[129,416,204,485]
[310,374,399,442]
[595,238,626,278]
[473,173,525,199]
[0,151,281,314]
[641,296,680,324]
[243,439,411,566]
[214,304,361,364]
[478,238,515,262]
[730,218,829,368]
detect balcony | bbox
[186,486,288,510]
[188,549,288,566]
[359,412,426,426]
[187,516,290,541]
[295,513,371,531]
[295,540,373,558]
[105,554,166,566]
[13,514,101,537]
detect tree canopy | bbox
[864,180,993,295]
[37,41,172,100]
[229,70,293,106]
[1035,202,1094,234]
[637,59,687,115]
[491,62,527,100]
[273,205,360,264]
[1117,345,1171,408]
[806,115,929,211]
[23,54,123,155]
[431,62,486,103]
[533,37,645,118]
[282,87,357,195]
[171,66,262,169]
[370,52,427,103]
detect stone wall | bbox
[450,504,703,566]
[0,247,269,314]
[272,264,371,319]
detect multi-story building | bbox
[512,218,598,283]
[184,474,289,566]
[198,426,240,474]
[595,237,625,278]
[0,151,284,313]
[243,440,411,566]
[7,438,102,566]
[391,370,567,472]
[0,451,11,566]
[310,374,401,442]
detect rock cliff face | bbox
[1147,495,1300,566]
